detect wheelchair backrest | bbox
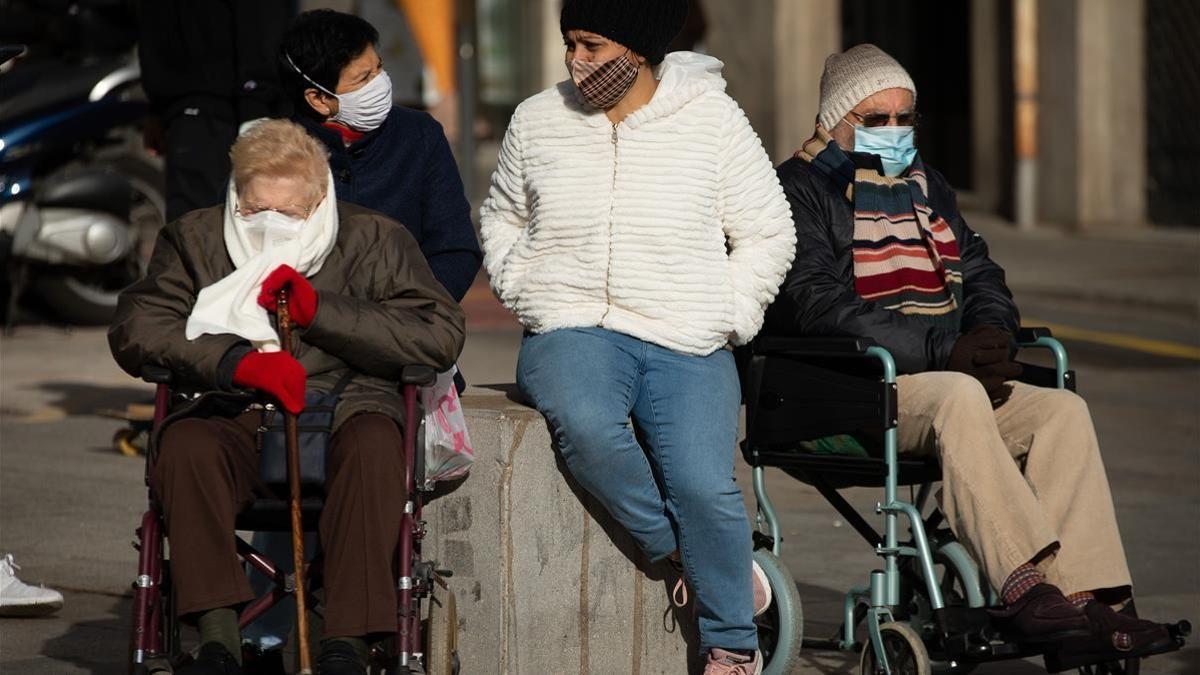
[740,350,897,452]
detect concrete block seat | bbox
[422,385,699,674]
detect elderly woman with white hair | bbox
[109,119,465,675]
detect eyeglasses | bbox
[235,201,315,220]
[847,110,919,128]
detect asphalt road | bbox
[1,285,1197,673]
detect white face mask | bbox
[286,53,393,132]
[327,70,392,131]
[234,209,306,251]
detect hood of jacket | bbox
[624,51,726,128]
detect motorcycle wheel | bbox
[31,152,165,325]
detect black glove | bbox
[947,325,1023,400]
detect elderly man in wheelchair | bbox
[746,44,1187,674]
[108,120,465,675]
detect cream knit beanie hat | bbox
[818,44,916,130]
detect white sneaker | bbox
[0,554,64,617]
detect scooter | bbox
[0,38,165,327]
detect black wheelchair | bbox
[127,364,460,675]
[737,328,1189,675]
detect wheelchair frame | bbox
[128,364,445,674]
[741,328,1075,674]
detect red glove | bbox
[257,264,318,328]
[233,351,307,414]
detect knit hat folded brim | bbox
[818,44,917,129]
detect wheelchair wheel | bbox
[861,622,931,675]
[424,585,460,675]
[751,549,802,675]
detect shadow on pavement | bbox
[36,593,130,674]
[36,382,153,418]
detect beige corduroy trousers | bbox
[897,372,1132,596]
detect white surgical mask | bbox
[234,209,306,251]
[286,53,393,132]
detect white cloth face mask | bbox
[285,52,393,132]
[328,69,393,131]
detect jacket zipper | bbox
[600,122,618,323]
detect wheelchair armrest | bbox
[141,365,173,385]
[1017,326,1053,344]
[753,334,880,356]
[400,365,437,386]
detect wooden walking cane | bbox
[276,288,314,675]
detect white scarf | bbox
[184,171,339,352]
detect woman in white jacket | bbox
[480,2,794,672]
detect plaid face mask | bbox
[568,50,640,110]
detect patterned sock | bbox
[1001,562,1046,605]
[1067,590,1096,608]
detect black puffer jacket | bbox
[763,157,1019,374]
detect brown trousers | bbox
[151,411,407,638]
[897,373,1132,597]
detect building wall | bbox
[700,0,776,159]
[1038,0,1147,228]
[701,0,839,163]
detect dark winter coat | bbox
[108,201,466,430]
[763,157,1019,374]
[295,107,482,302]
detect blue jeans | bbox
[517,327,757,653]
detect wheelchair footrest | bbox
[935,606,1043,662]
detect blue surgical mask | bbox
[853,125,916,178]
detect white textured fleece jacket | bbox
[480,52,795,356]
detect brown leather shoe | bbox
[989,583,1091,643]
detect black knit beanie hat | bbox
[560,0,689,65]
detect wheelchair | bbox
[127,364,460,675]
[736,328,1190,675]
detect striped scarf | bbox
[797,126,962,328]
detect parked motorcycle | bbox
[0,13,165,327]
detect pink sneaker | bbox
[751,560,772,617]
[704,648,762,675]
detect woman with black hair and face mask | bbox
[278,9,481,305]
[480,1,795,672]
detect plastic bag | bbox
[420,365,474,485]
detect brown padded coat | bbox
[108,201,466,429]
